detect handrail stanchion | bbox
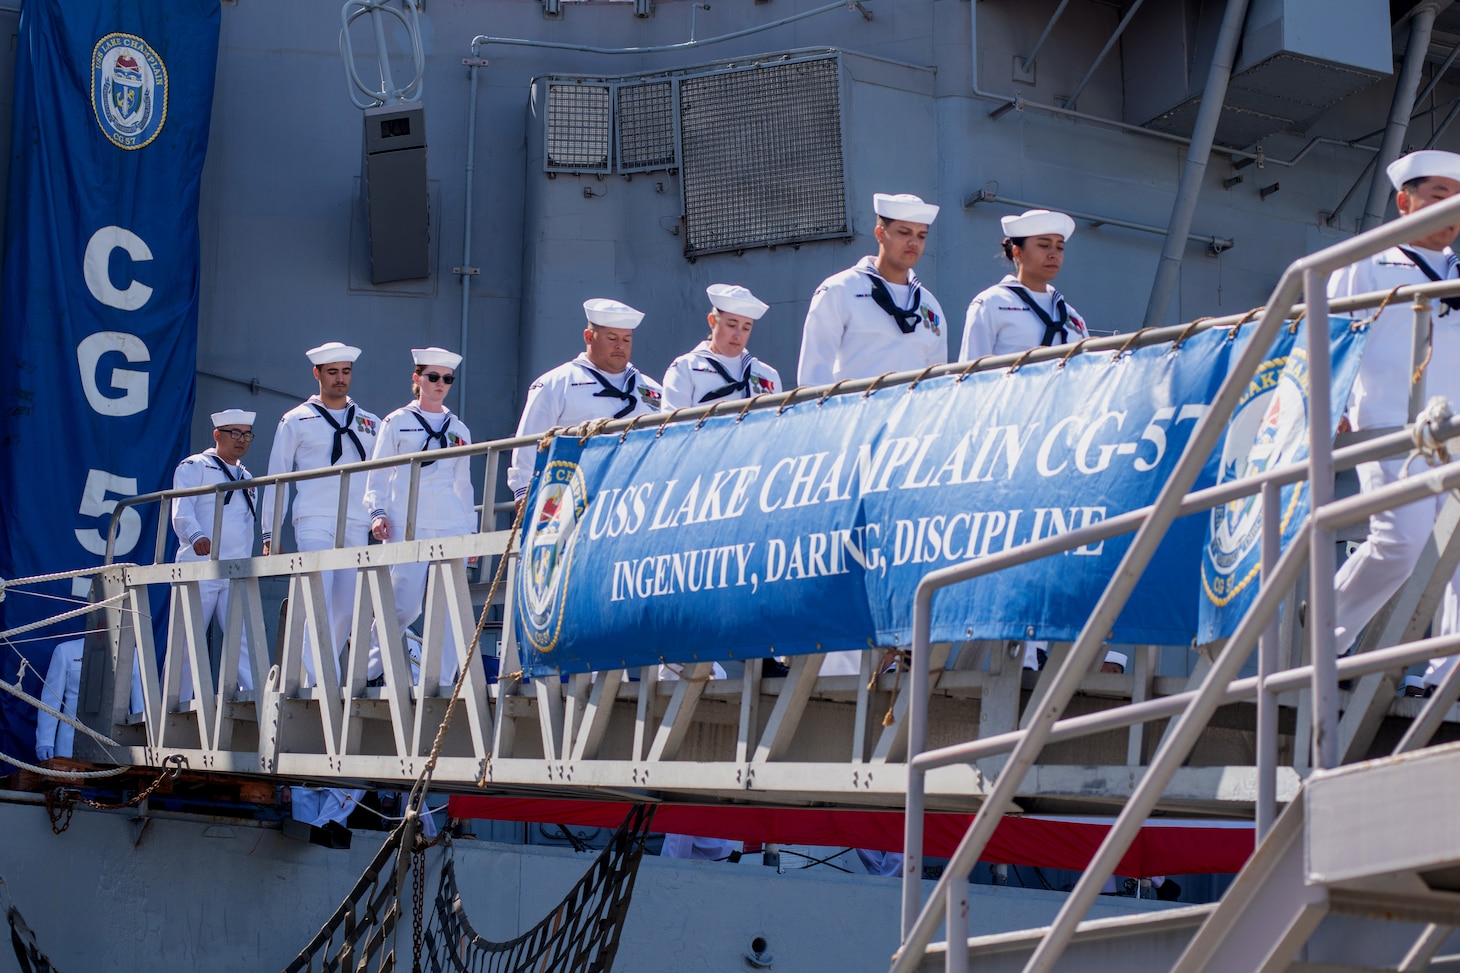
[1256,479,1281,842]
[335,470,351,548]
[210,486,225,561]
[405,459,422,542]
[902,584,935,938]
[1305,270,1339,770]
[1411,297,1431,422]
[271,479,287,551]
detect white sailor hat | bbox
[306,341,362,365]
[211,409,256,428]
[1001,209,1077,240]
[411,347,463,370]
[583,298,645,330]
[707,283,769,320]
[1387,150,1460,190]
[1103,650,1128,671]
[873,192,940,225]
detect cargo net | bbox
[423,804,656,973]
[283,803,656,973]
[680,56,848,257]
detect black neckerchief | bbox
[209,455,256,519]
[582,365,639,419]
[408,408,452,468]
[309,402,366,465]
[1005,283,1071,346]
[698,355,754,403]
[866,274,923,334]
[1397,246,1460,313]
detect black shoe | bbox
[761,657,790,678]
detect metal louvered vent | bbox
[545,82,611,173]
[679,56,848,258]
[617,80,676,172]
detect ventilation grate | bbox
[679,57,848,257]
[545,82,611,172]
[617,80,676,172]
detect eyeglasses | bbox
[422,372,455,385]
[218,429,254,442]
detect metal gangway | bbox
[892,193,1460,972]
[54,193,1460,973]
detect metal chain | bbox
[411,836,426,973]
[43,755,185,835]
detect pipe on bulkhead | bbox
[1140,0,1251,329]
[1360,1,1450,230]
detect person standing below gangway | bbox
[508,299,665,501]
[261,341,380,685]
[961,208,1089,671]
[169,410,258,699]
[364,348,476,689]
[1327,150,1460,690]
[661,284,780,410]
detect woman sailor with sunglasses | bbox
[363,347,476,688]
[960,209,1088,362]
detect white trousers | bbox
[294,522,367,686]
[180,578,252,702]
[368,525,461,688]
[290,786,366,828]
[1332,457,1460,681]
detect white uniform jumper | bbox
[797,257,945,676]
[171,448,257,695]
[961,275,1089,668]
[661,341,782,410]
[960,275,1089,360]
[261,396,380,683]
[508,353,665,497]
[1328,245,1460,683]
[797,256,947,387]
[363,404,476,686]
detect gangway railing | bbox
[892,191,1460,972]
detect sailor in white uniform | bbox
[1326,150,1460,687]
[661,283,781,410]
[170,409,258,697]
[508,299,665,499]
[363,347,477,688]
[963,210,1089,669]
[797,194,946,685]
[961,209,1089,360]
[35,638,145,761]
[797,192,948,387]
[261,341,381,685]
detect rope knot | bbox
[1409,396,1454,470]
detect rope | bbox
[905,364,941,390]
[1225,306,1262,341]
[955,355,992,383]
[1405,396,1454,475]
[0,563,126,589]
[1056,337,1094,368]
[0,592,127,641]
[1352,284,1403,330]
[1169,318,1211,351]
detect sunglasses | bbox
[218,429,254,442]
[422,372,455,385]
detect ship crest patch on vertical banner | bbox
[520,458,588,653]
[92,33,168,149]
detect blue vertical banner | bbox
[1198,316,1368,641]
[0,1,220,762]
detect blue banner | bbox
[0,1,219,761]
[1198,317,1367,641]
[516,328,1261,677]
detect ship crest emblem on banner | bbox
[1203,351,1310,605]
[92,33,168,150]
[519,460,588,652]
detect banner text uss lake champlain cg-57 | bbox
[515,320,1365,677]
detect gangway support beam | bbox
[754,654,824,762]
[1339,495,1460,762]
[1171,793,1328,973]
